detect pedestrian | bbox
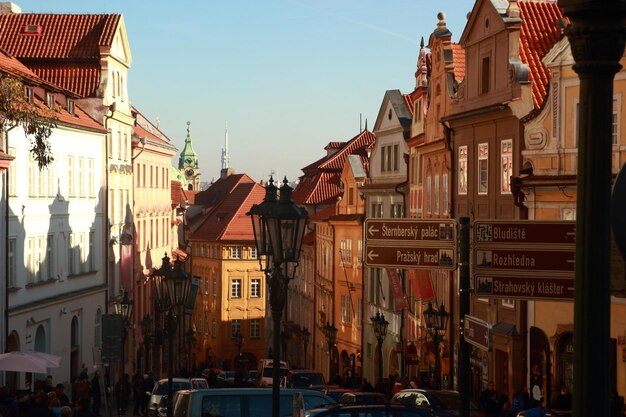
[91,370,102,416]
[525,398,547,417]
[140,374,155,416]
[54,384,70,408]
[479,382,498,415]
[512,386,530,415]
[114,373,131,417]
[22,390,56,417]
[131,372,142,416]
[49,398,62,417]
[73,372,91,406]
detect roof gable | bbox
[373,89,412,134]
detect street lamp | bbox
[301,327,311,369]
[371,312,388,384]
[248,177,308,417]
[150,253,191,417]
[423,302,449,389]
[113,290,133,416]
[323,322,338,381]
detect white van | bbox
[258,359,289,387]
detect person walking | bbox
[525,398,547,417]
[91,370,102,416]
[114,374,131,417]
[73,372,92,406]
[131,372,142,416]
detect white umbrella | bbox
[0,351,61,373]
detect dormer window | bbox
[24,87,33,104]
[21,24,42,35]
[46,93,55,109]
[67,99,75,115]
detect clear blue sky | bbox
[16,0,471,183]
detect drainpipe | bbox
[104,103,116,313]
[394,180,407,377]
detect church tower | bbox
[178,121,201,190]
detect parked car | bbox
[147,377,206,417]
[305,403,435,417]
[170,387,336,417]
[321,388,354,402]
[516,409,571,417]
[391,389,487,417]
[288,370,327,389]
[339,392,388,405]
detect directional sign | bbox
[472,220,576,301]
[365,219,456,244]
[474,275,575,300]
[474,248,575,273]
[364,244,456,270]
[474,221,576,246]
[464,315,492,352]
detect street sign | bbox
[474,221,576,246]
[474,275,575,300]
[474,248,575,273]
[464,315,492,352]
[365,219,456,243]
[472,220,576,300]
[364,244,456,270]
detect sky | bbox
[15,0,472,184]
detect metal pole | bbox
[303,341,307,369]
[377,339,383,384]
[270,269,285,417]
[328,340,333,381]
[167,312,174,417]
[433,332,440,390]
[459,217,470,417]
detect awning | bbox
[408,270,434,300]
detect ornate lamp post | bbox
[301,327,311,369]
[423,302,449,390]
[150,253,191,417]
[113,290,133,416]
[370,312,388,384]
[139,314,153,373]
[248,177,308,417]
[323,322,338,381]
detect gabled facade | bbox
[444,0,563,401]
[0,11,137,343]
[515,33,626,401]
[361,89,412,383]
[187,171,266,371]
[1,48,108,388]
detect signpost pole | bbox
[458,217,470,417]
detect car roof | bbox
[156,378,191,383]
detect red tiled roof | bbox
[191,180,266,242]
[451,43,466,82]
[195,173,256,207]
[325,142,344,150]
[294,130,376,205]
[302,231,315,246]
[183,189,199,205]
[0,14,120,59]
[0,48,44,82]
[134,124,169,146]
[27,62,101,97]
[171,181,183,206]
[404,94,415,116]
[519,0,564,110]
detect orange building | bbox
[186,169,266,371]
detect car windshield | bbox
[154,381,191,395]
[292,373,326,387]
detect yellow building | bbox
[516,35,626,402]
[187,170,266,371]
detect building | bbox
[179,122,201,191]
[186,170,266,371]
[2,47,108,388]
[443,0,563,400]
[361,89,412,383]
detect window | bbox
[46,92,54,108]
[67,99,75,115]
[393,144,399,171]
[250,319,261,339]
[502,299,515,309]
[613,97,621,145]
[68,156,75,197]
[8,238,16,288]
[426,176,432,214]
[212,318,217,338]
[26,237,34,283]
[458,146,468,195]
[47,234,54,279]
[25,87,33,103]
[36,236,45,282]
[89,231,96,271]
[434,174,440,214]
[442,173,449,214]
[213,277,217,297]
[88,158,95,197]
[357,240,362,264]
[380,146,386,172]
[229,246,242,259]
[478,143,489,194]
[204,316,209,335]
[348,187,354,205]
[481,56,490,95]
[231,279,242,298]
[391,203,403,218]
[371,203,383,218]
[250,279,261,298]
[78,157,84,197]
[8,148,16,196]
[250,246,258,259]
[501,139,513,193]
[231,319,241,337]
[341,294,352,324]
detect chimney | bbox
[0,3,21,14]
[220,167,235,179]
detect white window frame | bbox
[230,246,242,259]
[458,146,468,195]
[426,176,432,214]
[501,139,513,193]
[434,174,440,215]
[68,156,75,197]
[250,246,258,259]
[341,294,352,324]
[478,143,489,195]
[8,238,16,288]
[442,173,449,215]
[250,278,261,298]
[613,95,621,146]
[231,279,242,298]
